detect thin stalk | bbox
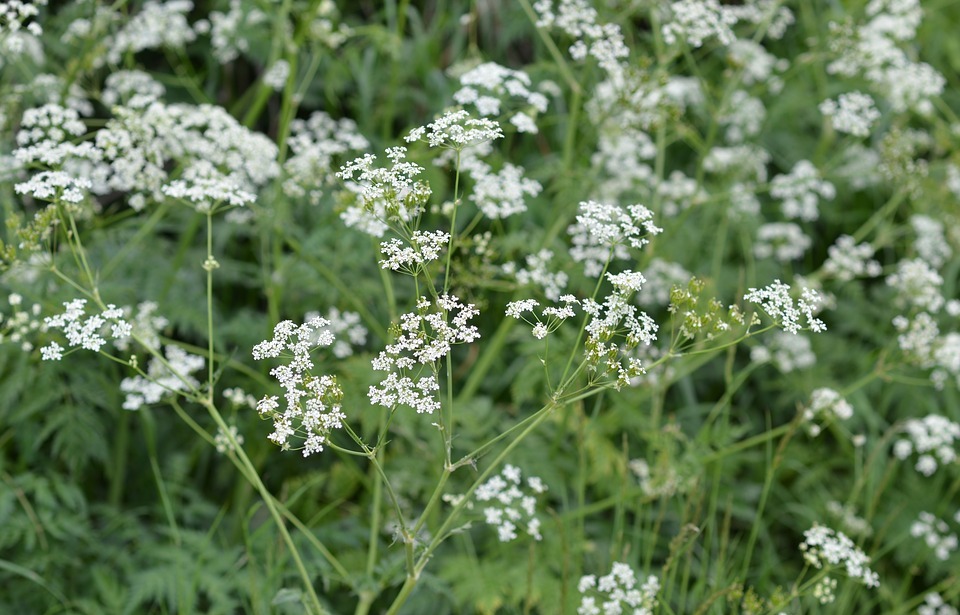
[204,399,327,614]
[384,399,559,615]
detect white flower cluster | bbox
[460,153,541,219]
[252,317,345,456]
[0,0,47,60]
[886,258,944,313]
[893,414,959,476]
[823,235,882,281]
[452,62,548,133]
[0,294,42,352]
[892,313,938,367]
[0,0,45,42]
[800,524,880,588]
[567,200,662,277]
[532,0,629,76]
[919,592,960,615]
[802,388,854,437]
[205,0,267,63]
[214,424,245,454]
[890,313,960,391]
[502,249,569,301]
[378,230,450,272]
[405,110,503,150]
[101,0,196,67]
[283,111,369,205]
[661,0,738,48]
[223,387,258,409]
[703,144,770,183]
[751,331,816,372]
[469,464,547,542]
[14,103,97,168]
[720,90,765,143]
[162,161,256,211]
[819,92,881,138]
[15,170,91,204]
[754,222,811,262]
[948,164,960,201]
[112,301,168,352]
[657,170,707,218]
[120,345,205,410]
[40,299,132,360]
[744,279,826,335]
[94,102,279,210]
[911,214,952,269]
[368,296,479,415]
[583,271,659,388]
[628,457,693,498]
[263,59,290,91]
[338,147,431,234]
[910,512,958,561]
[932,332,960,391]
[727,39,789,91]
[102,70,166,109]
[813,576,839,604]
[590,127,655,202]
[769,160,836,222]
[827,0,944,115]
[303,308,367,359]
[505,295,580,340]
[577,562,660,615]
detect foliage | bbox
[1,0,960,613]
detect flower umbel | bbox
[253,317,345,456]
[577,562,660,615]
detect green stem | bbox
[204,399,327,614]
[384,399,560,615]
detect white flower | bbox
[102,70,166,108]
[823,235,882,281]
[120,345,205,410]
[744,280,826,334]
[100,0,196,67]
[754,222,811,262]
[368,296,479,414]
[819,92,881,137]
[567,200,661,277]
[504,249,568,300]
[770,160,835,222]
[802,388,854,436]
[15,171,92,204]
[886,258,944,313]
[452,62,549,133]
[464,464,548,542]
[214,424,245,454]
[283,111,369,205]
[263,59,290,90]
[338,146,431,225]
[404,109,503,149]
[162,161,256,211]
[910,512,958,561]
[910,214,952,269]
[252,317,345,455]
[893,414,960,476]
[918,592,959,615]
[800,524,879,588]
[577,562,659,615]
[43,299,132,355]
[378,230,450,272]
[750,331,816,372]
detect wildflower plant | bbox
[1,1,959,614]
